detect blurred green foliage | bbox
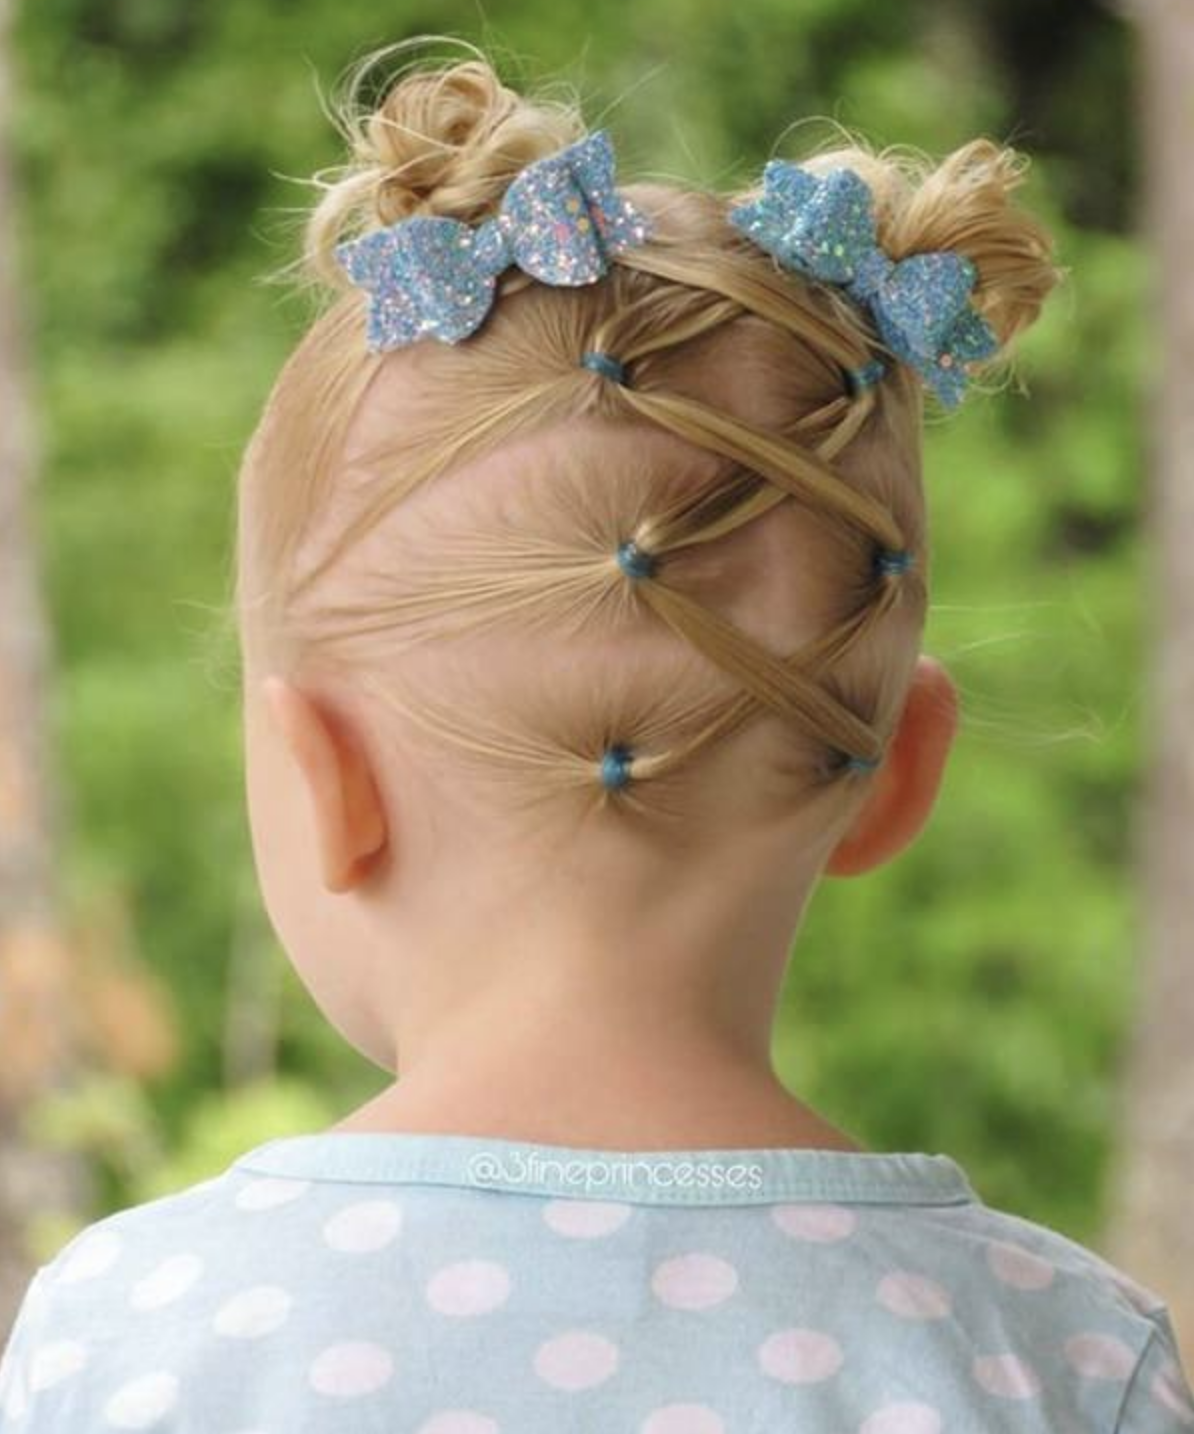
[10,0,1144,1247]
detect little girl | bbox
[2,35,1191,1434]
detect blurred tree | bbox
[1104,0,1194,1358]
[0,0,89,1328]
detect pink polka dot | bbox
[534,1330,619,1390]
[322,1199,403,1253]
[758,1328,844,1384]
[129,1253,204,1310]
[27,1340,89,1392]
[860,1401,943,1434]
[308,1340,394,1398]
[425,1259,511,1317]
[876,1271,952,1320]
[973,1353,1041,1399]
[771,1204,857,1242]
[102,1370,179,1428]
[234,1177,311,1211]
[57,1229,122,1284]
[641,1403,725,1434]
[213,1284,292,1338]
[652,1253,739,1310]
[1152,1361,1194,1425]
[415,1414,500,1434]
[986,1240,1055,1290]
[1062,1333,1137,1381]
[543,1200,632,1238]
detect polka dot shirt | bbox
[0,1132,1190,1431]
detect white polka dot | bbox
[973,1353,1041,1399]
[415,1414,501,1434]
[534,1330,619,1390]
[426,1259,511,1316]
[771,1204,857,1242]
[322,1200,403,1253]
[876,1271,952,1320]
[758,1328,844,1384]
[860,1401,943,1434]
[641,1403,725,1434]
[309,1341,394,1398]
[233,1176,311,1210]
[57,1229,122,1284]
[1063,1333,1137,1380]
[130,1253,204,1310]
[986,1240,1055,1290]
[28,1339,89,1391]
[543,1199,632,1238]
[102,1371,179,1428]
[1152,1362,1194,1425]
[213,1284,292,1338]
[651,1252,739,1310]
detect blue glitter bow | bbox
[335,129,653,352]
[727,163,1000,408]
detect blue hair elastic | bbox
[844,753,882,772]
[600,744,635,789]
[847,358,888,394]
[581,349,629,385]
[615,538,656,580]
[875,547,915,576]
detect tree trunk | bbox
[1103,0,1194,1361]
[0,0,89,1341]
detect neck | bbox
[327,805,864,1152]
[331,926,865,1154]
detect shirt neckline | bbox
[230,1130,981,1208]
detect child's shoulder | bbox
[31,1157,303,1301]
[868,1195,1191,1423]
[928,1193,1170,1322]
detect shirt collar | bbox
[230,1131,980,1208]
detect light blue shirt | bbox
[1,1132,1191,1431]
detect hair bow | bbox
[335,128,652,353]
[727,163,999,407]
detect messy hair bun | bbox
[305,43,587,287]
[781,135,1061,372]
[893,140,1058,352]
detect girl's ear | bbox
[260,676,389,894]
[823,655,959,878]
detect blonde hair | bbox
[234,36,1064,836]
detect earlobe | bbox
[823,656,959,878]
[261,676,389,894]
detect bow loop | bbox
[728,161,999,408]
[868,251,981,361]
[335,128,652,352]
[337,217,496,351]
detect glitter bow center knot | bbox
[335,128,653,352]
[848,248,896,304]
[728,161,1000,408]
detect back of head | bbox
[234,36,1063,852]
